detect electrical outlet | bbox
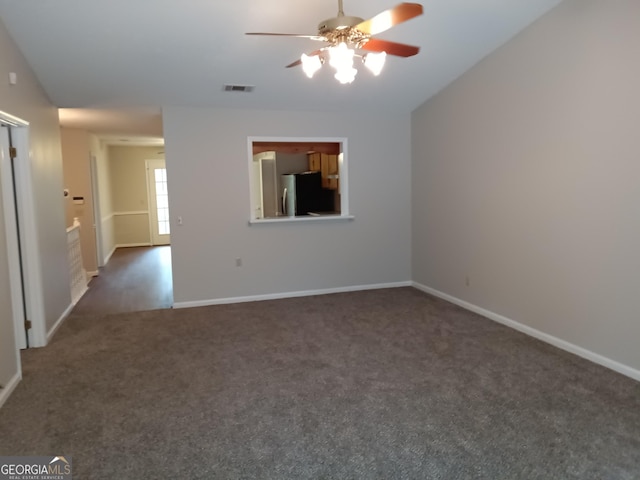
[235,258,242,267]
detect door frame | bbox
[0,110,46,349]
[89,154,105,267]
[145,159,170,246]
[251,154,264,218]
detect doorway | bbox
[71,245,172,315]
[73,148,173,316]
[146,159,170,246]
[0,113,46,349]
[0,125,27,350]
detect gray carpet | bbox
[1,288,639,479]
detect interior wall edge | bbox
[412,282,640,383]
[173,281,413,309]
[45,302,75,344]
[0,371,21,410]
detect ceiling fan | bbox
[246,1,423,84]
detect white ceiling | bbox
[0,0,562,137]
[58,107,164,144]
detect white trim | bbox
[249,214,354,225]
[103,245,117,264]
[145,159,170,246]
[99,214,115,265]
[174,281,412,309]
[73,284,88,303]
[0,371,21,410]
[103,243,157,267]
[412,282,640,383]
[0,115,47,348]
[65,221,80,234]
[146,160,155,244]
[113,210,149,216]
[46,302,74,343]
[0,110,26,127]
[0,126,27,350]
[12,127,47,347]
[89,154,104,268]
[247,136,350,222]
[115,242,152,249]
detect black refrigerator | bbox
[281,171,323,216]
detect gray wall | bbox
[163,107,412,304]
[412,0,640,371]
[0,16,69,360]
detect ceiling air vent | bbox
[223,84,255,93]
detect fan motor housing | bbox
[318,15,364,34]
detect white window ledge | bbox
[249,214,354,225]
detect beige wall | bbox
[412,0,640,373]
[0,16,69,371]
[163,107,412,305]
[60,128,98,273]
[108,145,164,246]
[92,136,115,263]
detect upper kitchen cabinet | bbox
[308,152,339,190]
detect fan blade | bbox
[361,38,419,57]
[286,49,324,68]
[246,32,327,41]
[355,3,423,36]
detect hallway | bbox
[72,246,173,315]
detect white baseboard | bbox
[412,282,640,382]
[115,243,152,249]
[103,245,116,265]
[173,281,413,309]
[0,371,21,410]
[46,302,75,344]
[72,284,89,305]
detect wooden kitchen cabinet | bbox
[308,152,321,172]
[308,152,339,190]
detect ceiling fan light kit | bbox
[246,1,423,85]
[363,51,387,76]
[301,53,323,78]
[328,42,358,84]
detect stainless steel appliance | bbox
[281,171,322,216]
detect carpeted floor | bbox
[1,288,639,479]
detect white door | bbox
[0,113,46,349]
[260,157,278,218]
[146,159,171,246]
[0,125,27,350]
[0,125,23,406]
[251,157,264,219]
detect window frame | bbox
[247,136,353,224]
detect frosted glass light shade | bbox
[329,43,354,70]
[301,53,322,78]
[364,51,387,76]
[334,67,357,84]
[329,43,357,84]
